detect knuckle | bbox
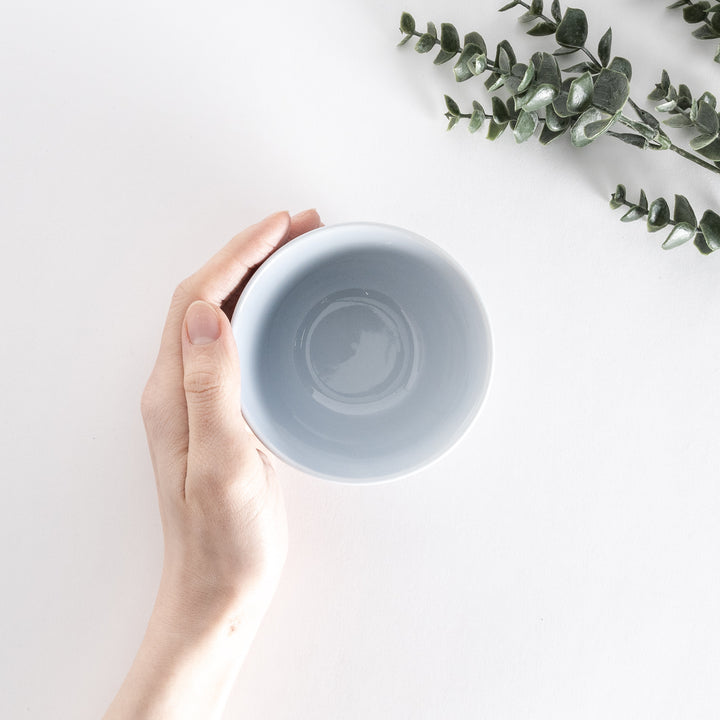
[183,367,223,400]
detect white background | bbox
[2,1,719,718]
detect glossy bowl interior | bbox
[230,222,492,483]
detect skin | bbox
[103,209,323,720]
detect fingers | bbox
[144,209,322,496]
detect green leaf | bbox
[621,205,645,222]
[647,198,671,231]
[527,21,557,36]
[469,103,486,133]
[445,94,461,117]
[531,0,544,14]
[518,84,559,112]
[562,61,594,73]
[696,136,720,160]
[638,189,649,211]
[609,183,626,208]
[607,56,632,81]
[467,52,488,75]
[692,23,720,38]
[662,222,696,249]
[495,40,517,68]
[695,101,720,135]
[690,133,718,150]
[454,44,485,81]
[667,0,687,7]
[398,33,414,46]
[627,98,660,130]
[567,71,594,112]
[606,131,649,149]
[553,46,579,56]
[684,4,709,22]
[440,23,460,53]
[446,115,460,131]
[537,52,562,90]
[694,232,714,254]
[699,209,720,250]
[498,45,513,74]
[464,32,486,54]
[492,96,510,124]
[499,0,520,10]
[570,107,615,147]
[517,62,536,93]
[592,68,630,114]
[400,12,416,34]
[513,109,540,142]
[538,124,568,144]
[598,27,612,67]
[486,118,508,140]
[551,0,562,23]
[673,194,697,226]
[427,22,438,39]
[544,103,569,131]
[699,91,718,108]
[434,48,456,64]
[415,34,436,53]
[555,8,589,48]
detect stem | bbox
[615,114,720,175]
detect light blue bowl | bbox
[230,222,492,484]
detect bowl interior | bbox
[232,223,491,482]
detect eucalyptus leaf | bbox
[699,91,718,108]
[446,115,460,131]
[498,46,512,74]
[440,23,460,53]
[562,61,594,74]
[684,4,710,22]
[662,222,695,249]
[400,12,416,35]
[434,48,456,65]
[467,52,488,75]
[607,56,632,81]
[454,44,485,81]
[544,103,569,131]
[570,107,614,147]
[699,209,720,250]
[673,194,697,226]
[492,96,511,124]
[518,83,559,112]
[598,27,612,67]
[592,68,630,114]
[555,8,589,48]
[690,133,719,150]
[527,21,557,36]
[468,105,486,133]
[444,95,461,116]
[415,34,436,53]
[627,98,660,130]
[692,25,720,39]
[609,183,626,208]
[517,62,536,94]
[621,206,645,222]
[498,0,520,10]
[486,118,508,141]
[551,0,562,23]
[553,47,579,56]
[531,0,544,14]
[513,109,540,142]
[496,40,517,68]
[695,101,720,135]
[539,124,568,144]
[463,32,486,54]
[567,71,593,112]
[647,197,671,231]
[638,189,648,211]
[427,22,438,39]
[606,131,649,149]
[537,52,562,90]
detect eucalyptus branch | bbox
[666,0,720,64]
[610,185,719,253]
[397,2,720,254]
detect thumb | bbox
[181,299,262,473]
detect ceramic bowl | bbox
[230,222,492,483]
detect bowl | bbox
[230,222,492,484]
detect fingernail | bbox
[186,301,220,345]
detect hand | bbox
[104,209,323,720]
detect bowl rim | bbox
[230,221,494,485]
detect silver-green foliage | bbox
[666,0,720,63]
[397,1,720,254]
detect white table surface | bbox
[2,1,719,718]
